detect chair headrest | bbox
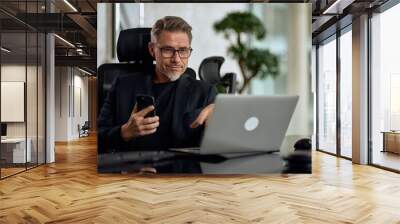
[198,56,225,85]
[117,28,154,63]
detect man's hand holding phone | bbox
[121,104,159,142]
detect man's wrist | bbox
[120,123,133,142]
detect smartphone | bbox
[136,95,156,118]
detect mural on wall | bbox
[96,3,312,175]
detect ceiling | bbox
[1,0,97,73]
[311,0,389,43]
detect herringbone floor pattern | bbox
[1,135,400,223]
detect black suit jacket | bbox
[98,71,217,153]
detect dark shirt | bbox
[134,80,178,150]
[97,69,217,153]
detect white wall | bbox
[1,65,27,140]
[1,64,46,163]
[54,67,89,141]
[1,65,39,136]
[55,67,68,141]
[97,4,115,67]
[286,4,312,137]
[72,73,89,138]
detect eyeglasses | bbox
[157,46,193,58]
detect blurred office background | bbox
[97,3,313,154]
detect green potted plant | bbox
[214,11,279,94]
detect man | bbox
[98,16,216,152]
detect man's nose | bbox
[171,51,181,62]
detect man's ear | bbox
[148,42,155,57]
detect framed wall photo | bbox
[1,81,25,122]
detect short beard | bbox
[164,72,181,81]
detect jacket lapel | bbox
[172,74,192,143]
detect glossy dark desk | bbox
[98,150,311,174]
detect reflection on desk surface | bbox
[200,153,284,174]
[97,150,308,174]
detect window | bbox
[0,1,47,179]
[339,29,352,158]
[317,36,337,154]
[370,3,400,171]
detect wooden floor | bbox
[1,163,45,178]
[1,135,400,223]
[1,167,26,178]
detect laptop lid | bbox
[199,95,298,154]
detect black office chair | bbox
[198,56,237,93]
[78,121,90,138]
[97,28,153,114]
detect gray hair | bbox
[151,16,192,43]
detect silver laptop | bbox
[171,94,298,155]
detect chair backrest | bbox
[198,56,236,93]
[117,28,154,63]
[198,56,224,85]
[97,64,153,114]
[97,28,154,114]
[82,121,90,129]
